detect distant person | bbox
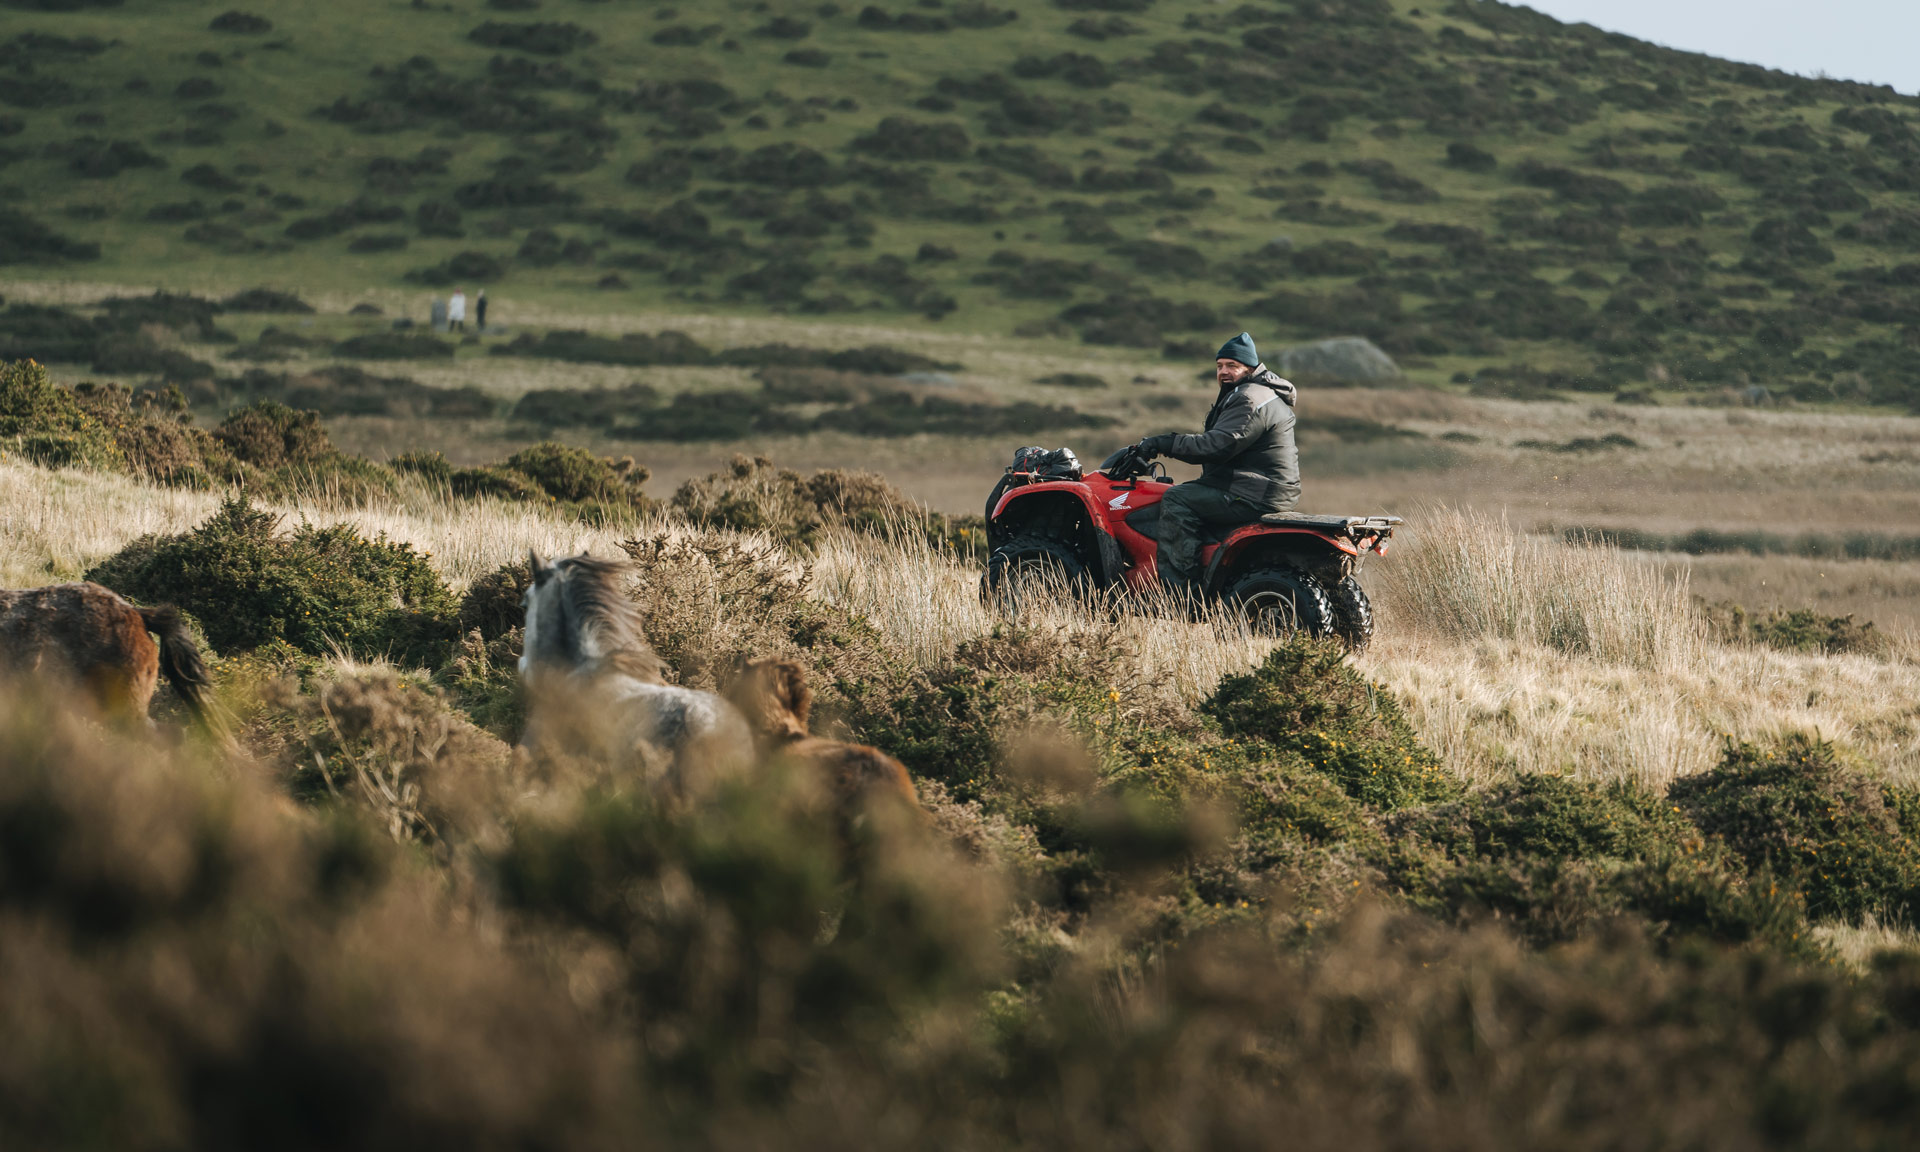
[448,288,467,332]
[476,288,488,331]
[429,295,448,333]
[1131,332,1300,595]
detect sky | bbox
[1515,0,1920,96]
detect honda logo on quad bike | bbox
[981,443,1400,650]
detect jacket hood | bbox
[1224,364,1296,406]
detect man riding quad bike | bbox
[982,332,1399,647]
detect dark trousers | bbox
[1156,482,1252,589]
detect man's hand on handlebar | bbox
[1135,434,1174,458]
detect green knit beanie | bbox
[1215,332,1258,367]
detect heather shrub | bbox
[0,680,635,1151]
[510,382,661,428]
[86,498,459,665]
[492,766,1004,1109]
[467,20,597,55]
[619,527,895,696]
[271,665,520,852]
[410,251,508,286]
[220,287,312,313]
[331,332,455,360]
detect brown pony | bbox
[728,657,924,824]
[0,582,212,723]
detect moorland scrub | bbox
[3,356,1920,1145]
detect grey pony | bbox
[518,552,754,797]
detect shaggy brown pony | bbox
[0,582,211,722]
[728,657,924,822]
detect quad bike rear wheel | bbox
[1327,575,1375,652]
[1226,567,1335,639]
[985,534,1087,613]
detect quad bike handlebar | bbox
[1099,444,1165,483]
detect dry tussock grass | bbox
[1376,504,1703,669]
[0,461,224,585]
[1364,505,1920,789]
[0,456,637,591]
[811,526,1276,704]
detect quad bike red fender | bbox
[988,482,1129,586]
[1202,522,1361,592]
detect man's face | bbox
[1216,358,1253,385]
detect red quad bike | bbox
[982,445,1400,648]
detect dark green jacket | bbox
[1164,366,1300,510]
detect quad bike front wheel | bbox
[1226,567,1335,639]
[984,534,1088,613]
[1326,575,1375,652]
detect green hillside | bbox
[3,0,1920,405]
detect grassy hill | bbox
[2,0,1920,406]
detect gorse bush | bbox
[0,364,411,498]
[1700,600,1892,657]
[86,497,459,665]
[620,525,897,696]
[1672,735,1920,922]
[212,401,401,503]
[671,453,986,557]
[396,441,654,524]
[1204,638,1460,810]
[0,356,125,470]
[0,360,252,487]
[502,441,647,504]
[494,775,1002,1106]
[1379,771,1809,951]
[457,558,533,641]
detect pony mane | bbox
[557,555,667,683]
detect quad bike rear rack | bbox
[1258,512,1403,537]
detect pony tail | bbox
[139,605,212,717]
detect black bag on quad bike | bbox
[984,446,1082,518]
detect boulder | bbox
[1274,336,1400,383]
